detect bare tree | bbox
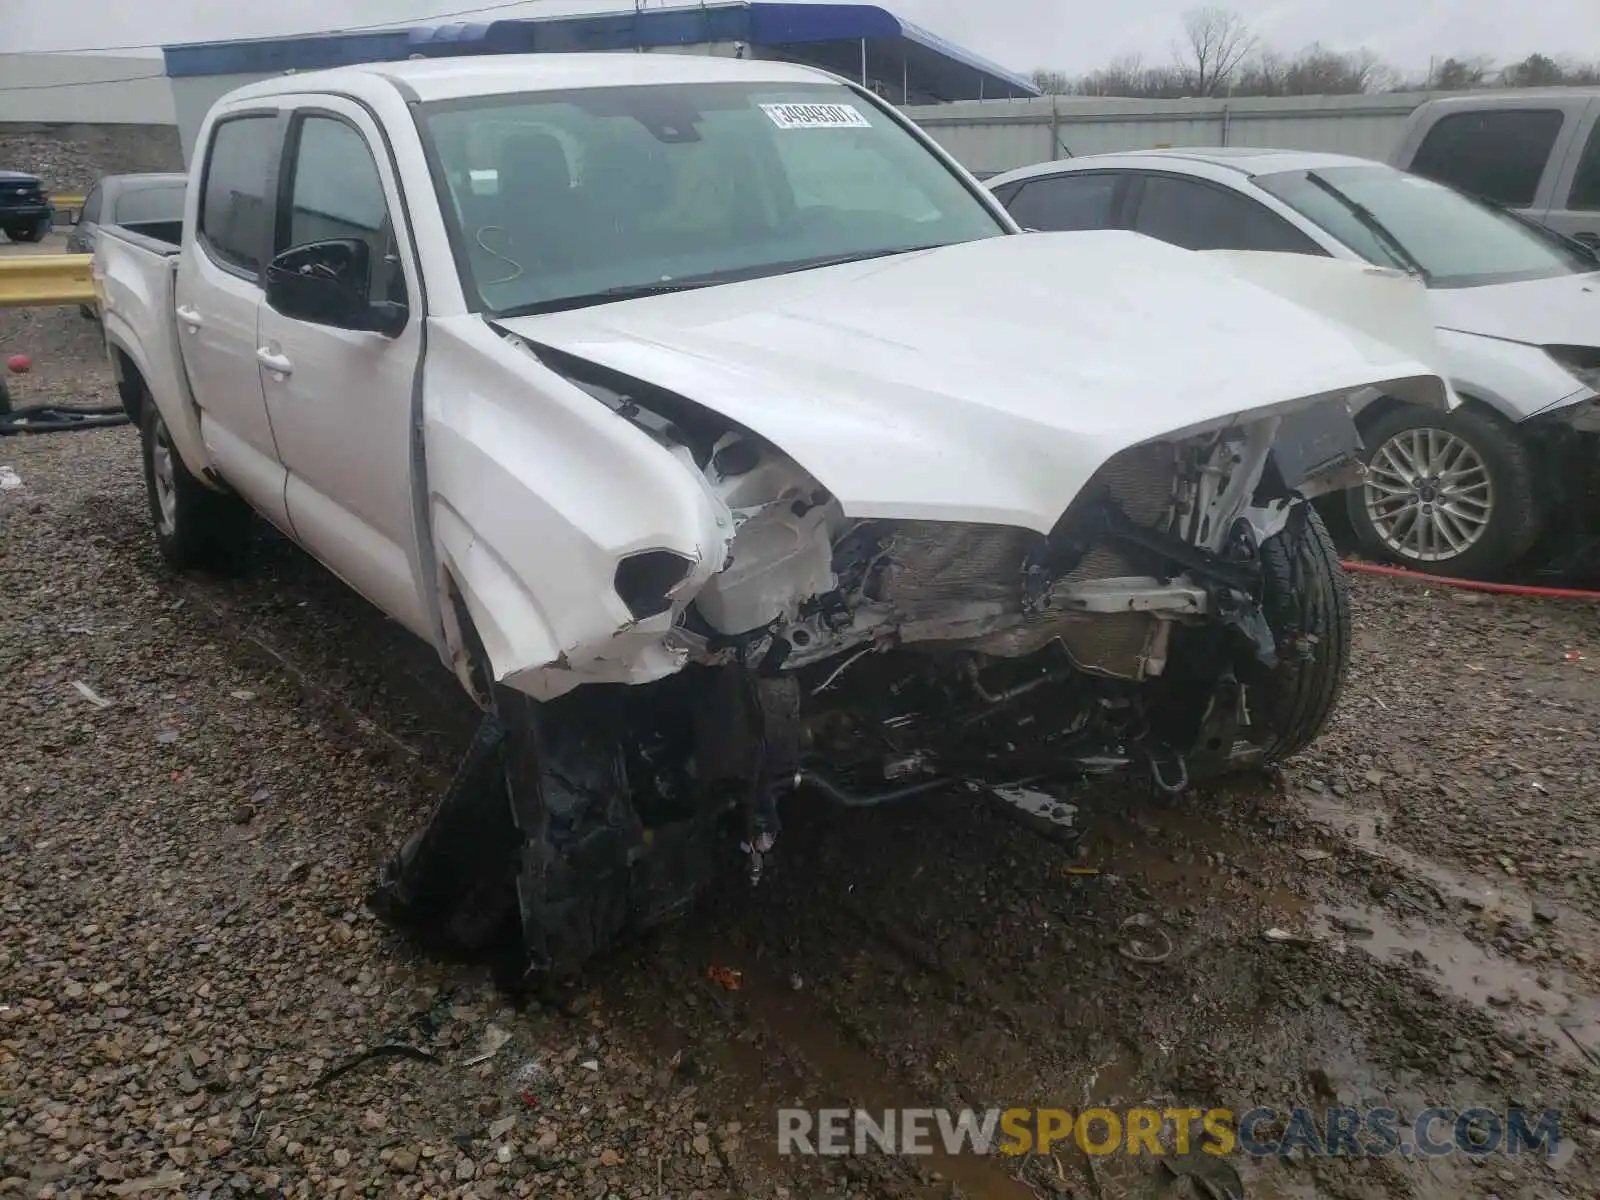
[1174,6,1257,96]
[1030,68,1074,95]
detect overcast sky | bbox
[9,0,1599,78]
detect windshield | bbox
[1255,164,1595,288]
[419,82,1006,315]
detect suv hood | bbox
[1428,270,1600,348]
[499,231,1449,532]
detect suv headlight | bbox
[1545,344,1600,392]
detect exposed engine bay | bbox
[550,341,1351,686]
[372,344,1364,982]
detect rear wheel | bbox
[139,400,251,572]
[1347,404,1540,579]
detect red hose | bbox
[1339,559,1600,600]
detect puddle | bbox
[1315,902,1600,1066]
[1298,792,1600,965]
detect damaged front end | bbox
[373,348,1364,981]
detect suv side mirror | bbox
[265,238,407,336]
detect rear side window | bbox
[1409,109,1564,207]
[80,184,103,225]
[1568,123,1600,211]
[1132,174,1323,253]
[199,115,279,275]
[114,184,185,225]
[1004,174,1119,231]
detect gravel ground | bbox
[0,125,183,198]
[3,305,1600,1200]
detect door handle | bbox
[255,347,293,376]
[175,304,203,330]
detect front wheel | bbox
[139,400,251,572]
[1153,505,1350,777]
[15,219,49,243]
[1243,504,1351,763]
[1347,404,1540,579]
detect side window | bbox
[1568,123,1600,211]
[1409,109,1564,207]
[115,184,186,225]
[199,115,279,276]
[281,115,403,305]
[80,184,103,225]
[1004,174,1119,231]
[987,181,1021,208]
[1132,175,1322,253]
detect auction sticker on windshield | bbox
[761,103,872,130]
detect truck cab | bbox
[1391,89,1600,247]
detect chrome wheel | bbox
[150,414,178,537]
[1363,427,1494,563]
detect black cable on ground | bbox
[0,403,130,436]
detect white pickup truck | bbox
[95,53,1450,978]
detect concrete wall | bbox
[902,91,1483,176]
[0,54,176,127]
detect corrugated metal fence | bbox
[903,90,1476,176]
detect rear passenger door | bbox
[175,107,293,530]
[1543,98,1600,248]
[994,172,1129,232]
[1125,173,1326,254]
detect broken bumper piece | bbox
[368,692,713,983]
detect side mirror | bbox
[265,238,407,336]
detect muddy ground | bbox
[3,302,1599,1200]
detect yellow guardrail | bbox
[0,254,96,308]
[50,194,86,225]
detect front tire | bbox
[1347,404,1540,579]
[139,400,251,572]
[15,219,48,243]
[1245,504,1351,763]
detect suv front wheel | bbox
[1347,403,1540,580]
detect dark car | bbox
[0,171,54,243]
[67,173,187,318]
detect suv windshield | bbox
[419,81,1006,315]
[1255,164,1595,288]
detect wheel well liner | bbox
[110,347,145,426]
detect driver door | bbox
[256,97,431,638]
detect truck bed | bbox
[105,218,183,254]
[93,221,209,477]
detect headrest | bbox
[495,130,571,198]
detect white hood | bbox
[500,231,1449,533]
[1428,270,1600,347]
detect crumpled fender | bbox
[422,316,732,700]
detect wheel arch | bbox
[1353,387,1514,440]
[108,344,146,427]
